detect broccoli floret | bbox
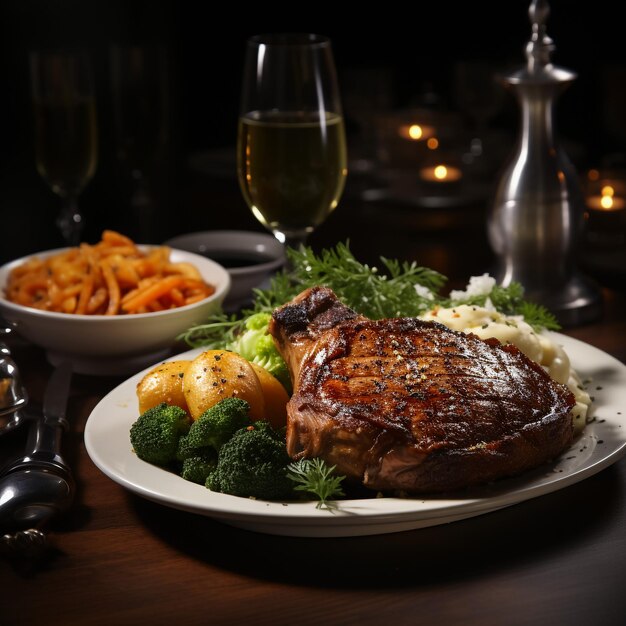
[176,434,216,463]
[181,449,218,484]
[130,403,191,466]
[228,313,291,391]
[206,421,293,500]
[186,397,252,452]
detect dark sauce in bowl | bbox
[201,250,277,269]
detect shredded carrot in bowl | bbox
[4,230,216,315]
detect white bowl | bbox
[0,247,230,376]
[164,230,285,310]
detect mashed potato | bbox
[419,303,592,435]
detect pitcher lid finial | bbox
[526,0,555,72]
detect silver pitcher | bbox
[487,0,601,326]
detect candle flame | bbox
[600,185,615,209]
[408,125,423,140]
[600,194,614,209]
[434,165,448,180]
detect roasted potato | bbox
[183,350,265,420]
[136,360,192,414]
[249,363,289,429]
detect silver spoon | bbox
[0,465,73,531]
[0,362,74,533]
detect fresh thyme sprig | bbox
[286,458,345,508]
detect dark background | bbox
[1,0,625,269]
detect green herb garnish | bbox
[179,242,444,346]
[286,458,345,508]
[178,241,560,362]
[444,282,560,332]
[285,243,446,319]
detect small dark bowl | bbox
[165,230,285,310]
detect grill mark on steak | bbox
[269,286,576,493]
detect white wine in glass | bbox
[237,34,347,254]
[30,50,98,245]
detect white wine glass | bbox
[237,33,347,255]
[30,50,98,246]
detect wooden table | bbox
[1,285,625,626]
[1,160,625,624]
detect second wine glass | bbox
[30,49,98,246]
[237,34,347,254]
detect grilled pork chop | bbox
[269,286,575,493]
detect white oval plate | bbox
[84,333,626,537]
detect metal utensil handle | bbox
[24,362,73,469]
[0,341,29,416]
[0,528,48,559]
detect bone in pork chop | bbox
[269,286,575,493]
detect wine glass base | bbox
[56,204,84,246]
[271,229,312,250]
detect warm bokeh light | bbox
[586,181,625,210]
[420,164,463,183]
[408,124,423,140]
[600,194,614,209]
[587,168,600,181]
[427,137,439,150]
[398,123,435,141]
[434,165,448,180]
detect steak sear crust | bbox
[269,286,575,493]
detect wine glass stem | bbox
[275,231,309,273]
[57,194,83,246]
[281,234,308,252]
